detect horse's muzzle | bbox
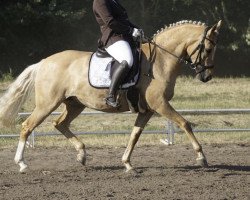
[197,72,212,83]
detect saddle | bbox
[88,45,141,112]
[88,46,140,89]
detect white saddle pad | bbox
[88,53,139,89]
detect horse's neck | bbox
[155,25,203,50]
[149,25,203,81]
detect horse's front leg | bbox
[122,111,153,172]
[153,101,208,167]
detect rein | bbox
[145,26,217,76]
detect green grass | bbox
[0,77,249,148]
[0,69,14,82]
[1,131,249,149]
[171,76,250,109]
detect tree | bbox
[0,0,249,76]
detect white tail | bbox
[0,63,40,127]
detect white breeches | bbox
[105,40,134,67]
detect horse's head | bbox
[186,20,222,82]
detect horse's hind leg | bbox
[53,98,86,165]
[15,103,61,173]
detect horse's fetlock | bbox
[14,157,20,164]
[122,157,129,164]
[196,149,204,156]
[76,143,85,151]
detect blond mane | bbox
[153,20,207,37]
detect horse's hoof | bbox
[125,166,142,174]
[19,164,28,173]
[77,154,86,165]
[125,167,134,173]
[196,158,208,168]
[124,168,142,177]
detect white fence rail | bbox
[0,109,250,146]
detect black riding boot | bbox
[105,60,130,107]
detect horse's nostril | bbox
[204,75,212,82]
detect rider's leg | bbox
[105,40,133,107]
[105,60,130,107]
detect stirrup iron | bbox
[105,95,120,108]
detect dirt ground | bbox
[0,143,249,200]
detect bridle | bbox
[146,26,217,75]
[186,26,217,74]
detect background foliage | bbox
[0,0,249,76]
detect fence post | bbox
[26,131,35,148]
[31,131,35,148]
[160,120,175,145]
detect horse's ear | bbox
[215,20,222,34]
[208,20,222,36]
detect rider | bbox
[93,0,143,107]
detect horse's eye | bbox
[205,49,212,54]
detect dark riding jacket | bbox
[93,0,137,48]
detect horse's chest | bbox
[163,84,175,101]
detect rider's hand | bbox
[132,28,144,41]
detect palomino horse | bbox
[0,20,222,173]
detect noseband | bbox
[146,26,217,75]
